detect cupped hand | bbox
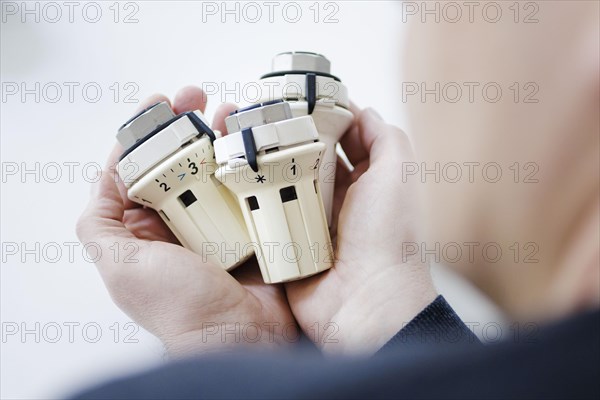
[76,87,297,357]
[285,106,438,355]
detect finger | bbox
[358,108,413,166]
[330,157,352,237]
[339,102,369,166]
[104,143,142,211]
[76,166,139,253]
[173,86,208,115]
[330,156,369,236]
[105,143,125,172]
[334,156,353,191]
[212,103,238,135]
[123,207,180,243]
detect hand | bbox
[285,106,438,355]
[76,87,297,357]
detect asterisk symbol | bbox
[255,174,266,183]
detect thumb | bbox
[358,108,414,167]
[76,166,138,250]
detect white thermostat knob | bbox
[214,100,334,284]
[257,52,354,225]
[116,102,254,271]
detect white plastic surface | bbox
[256,75,353,225]
[216,143,333,283]
[118,115,254,271]
[117,111,210,188]
[214,116,334,283]
[257,74,349,108]
[215,115,318,165]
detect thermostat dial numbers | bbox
[219,144,324,193]
[127,138,217,207]
[284,102,354,226]
[215,142,331,283]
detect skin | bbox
[77,91,296,356]
[76,87,436,357]
[286,104,437,354]
[76,3,598,357]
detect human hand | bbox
[285,106,438,355]
[76,87,297,357]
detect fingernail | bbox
[366,107,383,121]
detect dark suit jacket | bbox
[75,296,600,399]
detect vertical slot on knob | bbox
[178,190,197,208]
[159,210,170,221]
[247,196,260,211]
[280,186,298,202]
[279,185,313,275]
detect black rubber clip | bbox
[186,111,216,143]
[306,73,317,115]
[242,127,259,172]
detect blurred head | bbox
[403,1,599,322]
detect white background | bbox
[1,1,504,398]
